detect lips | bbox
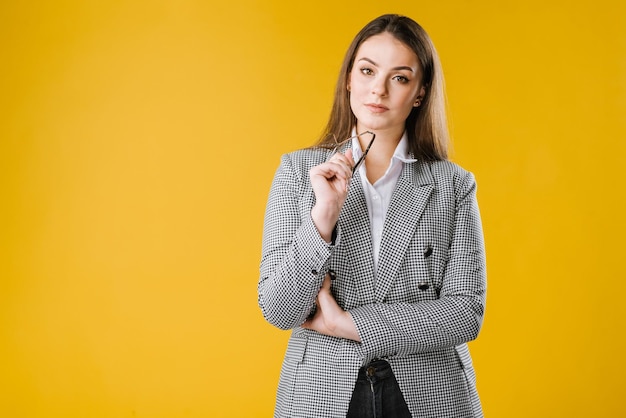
[365,103,389,113]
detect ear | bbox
[347,74,352,92]
[413,86,426,107]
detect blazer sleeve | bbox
[349,169,487,361]
[258,153,338,330]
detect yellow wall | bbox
[1,1,624,416]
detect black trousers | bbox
[346,359,412,418]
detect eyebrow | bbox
[358,57,415,72]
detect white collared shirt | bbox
[351,132,417,278]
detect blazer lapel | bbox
[375,161,434,302]
[338,169,376,304]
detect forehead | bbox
[355,32,419,68]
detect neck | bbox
[357,127,403,161]
[358,127,404,184]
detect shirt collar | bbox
[351,130,417,164]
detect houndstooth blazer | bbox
[259,144,487,418]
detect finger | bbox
[312,162,351,181]
[322,274,332,290]
[328,161,353,184]
[337,149,355,167]
[330,161,352,178]
[330,154,354,172]
[344,149,355,166]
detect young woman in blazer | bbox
[259,14,487,417]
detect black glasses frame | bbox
[330,131,376,174]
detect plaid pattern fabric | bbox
[259,146,487,417]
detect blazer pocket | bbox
[285,331,308,364]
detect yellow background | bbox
[1,1,624,417]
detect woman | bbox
[258,14,486,417]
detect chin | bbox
[357,120,392,132]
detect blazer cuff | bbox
[297,214,341,274]
[348,304,404,363]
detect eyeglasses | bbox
[329,131,376,174]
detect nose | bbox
[371,75,388,97]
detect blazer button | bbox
[311,269,318,275]
[418,282,429,291]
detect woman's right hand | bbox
[309,150,354,242]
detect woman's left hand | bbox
[302,274,361,342]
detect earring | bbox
[414,99,421,107]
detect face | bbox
[348,32,425,137]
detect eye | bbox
[360,67,374,76]
[393,75,409,84]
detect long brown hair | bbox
[315,14,449,161]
